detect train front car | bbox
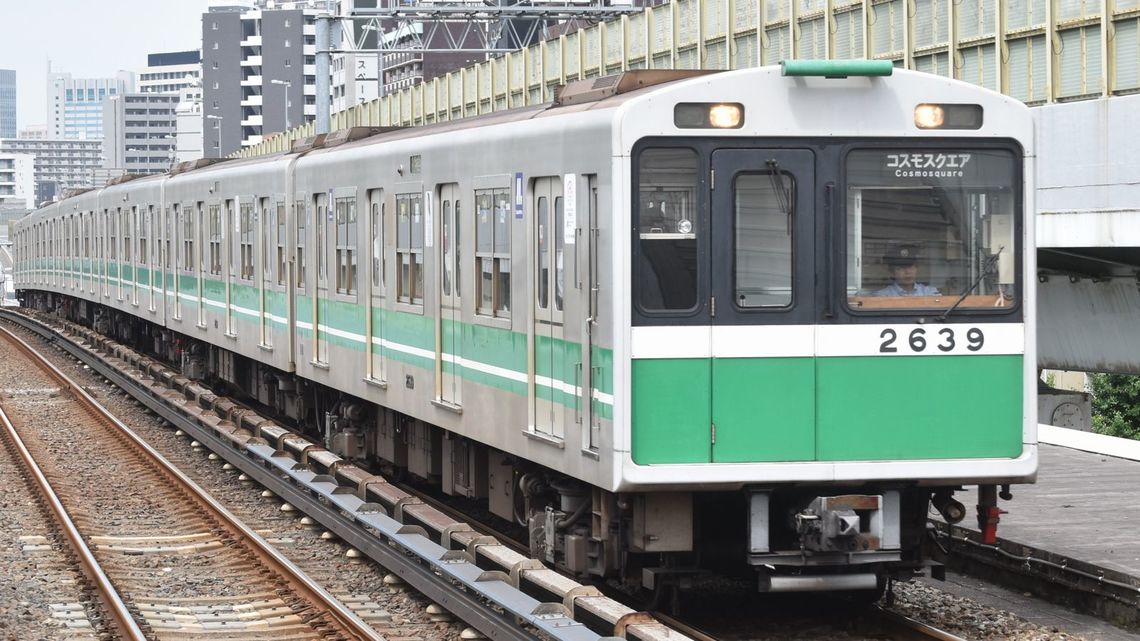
[616,62,1035,594]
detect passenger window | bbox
[475,188,511,317]
[396,193,423,304]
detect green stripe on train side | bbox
[631,358,711,463]
[631,354,1023,464]
[56,263,614,417]
[712,357,816,462]
[815,354,1023,460]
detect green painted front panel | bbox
[711,358,816,462]
[631,359,711,464]
[816,355,1024,460]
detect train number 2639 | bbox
[879,327,984,353]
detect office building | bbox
[0,70,15,140]
[47,66,135,140]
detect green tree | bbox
[1089,373,1140,440]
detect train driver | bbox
[873,244,941,297]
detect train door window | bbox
[370,198,384,293]
[442,199,452,296]
[455,199,461,301]
[316,196,327,285]
[335,196,357,295]
[125,208,133,263]
[635,148,699,312]
[733,172,793,307]
[537,196,549,309]
[396,193,423,305]
[261,199,271,275]
[554,196,564,312]
[474,188,511,317]
[296,199,306,289]
[164,207,172,271]
[240,202,254,280]
[208,205,222,275]
[139,208,148,266]
[276,201,286,285]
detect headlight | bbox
[915,103,983,129]
[674,103,745,129]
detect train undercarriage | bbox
[20,290,1008,597]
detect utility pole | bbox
[316,13,332,135]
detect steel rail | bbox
[872,606,970,641]
[0,402,146,641]
[0,324,384,641]
[0,311,610,641]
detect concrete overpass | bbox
[1036,93,1140,375]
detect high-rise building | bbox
[0,70,15,140]
[47,66,136,140]
[203,2,313,156]
[102,94,179,177]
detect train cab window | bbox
[475,188,511,317]
[844,149,1019,313]
[734,172,793,307]
[635,148,699,312]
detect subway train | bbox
[12,62,1036,596]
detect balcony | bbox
[240,34,263,47]
[240,75,264,87]
[240,114,264,127]
[240,55,263,67]
[240,94,264,107]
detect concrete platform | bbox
[945,427,1140,631]
[990,438,1140,578]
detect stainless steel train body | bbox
[13,64,1037,593]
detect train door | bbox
[225,199,235,335]
[197,204,206,326]
[367,190,386,382]
[533,176,566,440]
[259,197,272,347]
[313,192,329,364]
[583,176,601,451]
[437,183,462,406]
[708,149,816,462]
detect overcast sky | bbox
[0,0,234,131]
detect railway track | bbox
[0,323,382,640]
[0,308,978,641]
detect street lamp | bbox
[205,114,223,158]
[270,79,291,132]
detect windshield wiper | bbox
[940,246,1004,322]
